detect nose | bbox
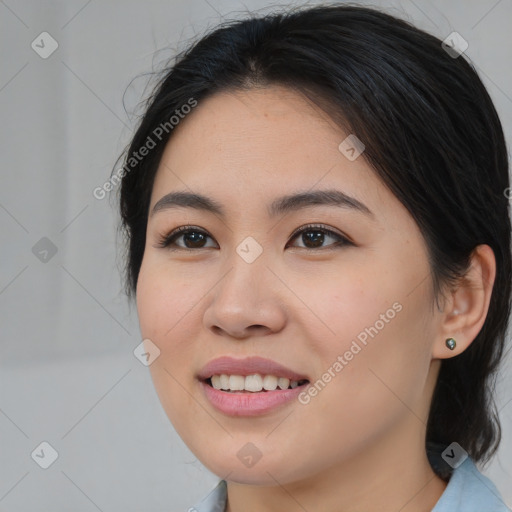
[202,248,287,340]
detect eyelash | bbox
[154,224,352,251]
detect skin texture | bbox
[136,85,496,512]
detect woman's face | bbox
[136,85,442,485]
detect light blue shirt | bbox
[189,456,510,512]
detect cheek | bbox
[136,260,201,344]
[287,307,433,477]
[294,263,396,353]
[313,283,434,428]
[136,262,213,450]
[136,262,201,403]
[300,261,434,415]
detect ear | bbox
[432,244,496,360]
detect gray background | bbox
[1,0,511,510]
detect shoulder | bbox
[432,456,510,512]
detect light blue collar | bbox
[432,455,510,511]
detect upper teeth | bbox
[210,374,303,392]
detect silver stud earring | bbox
[445,338,456,350]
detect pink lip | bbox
[197,356,310,417]
[200,381,308,416]
[197,356,309,381]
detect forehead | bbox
[151,85,375,197]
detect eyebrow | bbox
[150,189,373,219]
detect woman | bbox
[114,3,511,511]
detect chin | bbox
[198,450,309,486]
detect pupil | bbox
[304,230,324,248]
[185,232,205,248]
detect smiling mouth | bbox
[204,374,310,393]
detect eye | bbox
[286,224,351,250]
[155,223,351,251]
[154,226,217,250]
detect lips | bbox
[197,356,311,416]
[197,356,310,382]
